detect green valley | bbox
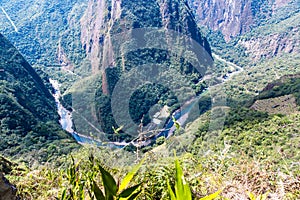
[0,0,299,199]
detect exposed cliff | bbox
[188,0,293,41]
[189,0,299,65]
[238,4,300,61]
[71,0,213,138]
[0,173,17,200]
[80,0,211,93]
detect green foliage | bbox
[156,136,166,146]
[168,155,221,200]
[1,1,300,200]
[60,154,144,200]
[168,158,192,200]
[200,28,250,67]
[199,191,221,200]
[121,0,162,28]
[0,0,86,66]
[0,34,78,162]
[4,143,300,200]
[224,107,269,128]
[250,0,272,24]
[91,162,143,200]
[190,111,300,172]
[256,76,300,105]
[129,83,175,125]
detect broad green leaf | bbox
[174,159,192,200]
[199,190,221,200]
[183,182,192,200]
[127,190,142,200]
[174,159,183,198]
[92,181,105,200]
[118,158,145,192]
[99,164,118,197]
[60,189,66,200]
[167,181,176,200]
[119,184,141,198]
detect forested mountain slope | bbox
[1,0,213,141]
[0,0,299,199]
[188,0,300,104]
[0,34,77,162]
[72,0,212,139]
[0,0,87,67]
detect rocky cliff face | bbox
[188,0,293,41]
[80,0,211,94]
[239,25,299,61]
[188,0,299,62]
[80,0,121,74]
[73,0,213,138]
[237,0,300,60]
[189,0,254,41]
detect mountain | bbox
[1,0,298,149]
[184,0,300,106]
[187,0,299,65]
[0,0,213,141]
[0,33,77,162]
[188,0,297,41]
[0,0,87,67]
[62,0,212,140]
[0,0,300,199]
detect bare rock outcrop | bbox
[0,173,17,200]
[188,0,293,41]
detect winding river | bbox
[49,78,199,148]
[50,54,243,148]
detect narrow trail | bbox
[1,7,19,33]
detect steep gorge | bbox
[0,33,77,161]
[80,0,212,94]
[70,0,213,140]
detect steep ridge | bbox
[188,0,293,41]
[80,0,212,91]
[0,0,87,67]
[0,34,77,162]
[238,2,300,61]
[188,0,299,62]
[70,0,213,140]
